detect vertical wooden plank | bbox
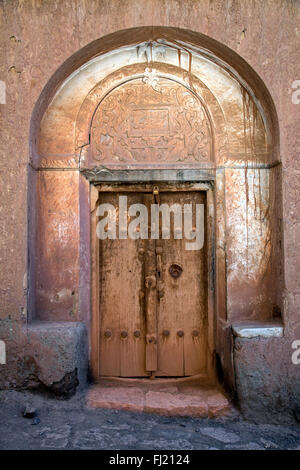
[144,193,158,374]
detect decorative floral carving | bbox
[142,68,161,92]
[90,78,212,164]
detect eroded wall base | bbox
[0,322,88,397]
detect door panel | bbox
[99,192,148,377]
[156,191,207,376]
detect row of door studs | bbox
[103,329,200,338]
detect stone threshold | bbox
[86,376,230,418]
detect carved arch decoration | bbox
[75,63,228,170]
[35,35,274,171]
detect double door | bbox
[98,188,207,377]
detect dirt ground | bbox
[0,389,299,450]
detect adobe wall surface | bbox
[234,335,300,424]
[0,0,299,420]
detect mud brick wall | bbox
[0,0,299,420]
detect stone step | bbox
[86,378,231,418]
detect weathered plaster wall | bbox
[36,171,80,321]
[0,0,299,418]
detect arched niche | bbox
[28,27,283,389]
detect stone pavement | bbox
[0,389,299,450]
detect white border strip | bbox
[232,323,283,339]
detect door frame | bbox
[90,179,216,381]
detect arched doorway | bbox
[29,27,282,398]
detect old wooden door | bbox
[98,189,207,378]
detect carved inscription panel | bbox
[90,78,212,165]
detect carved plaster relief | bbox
[90,77,212,165]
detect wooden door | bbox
[98,189,207,378]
